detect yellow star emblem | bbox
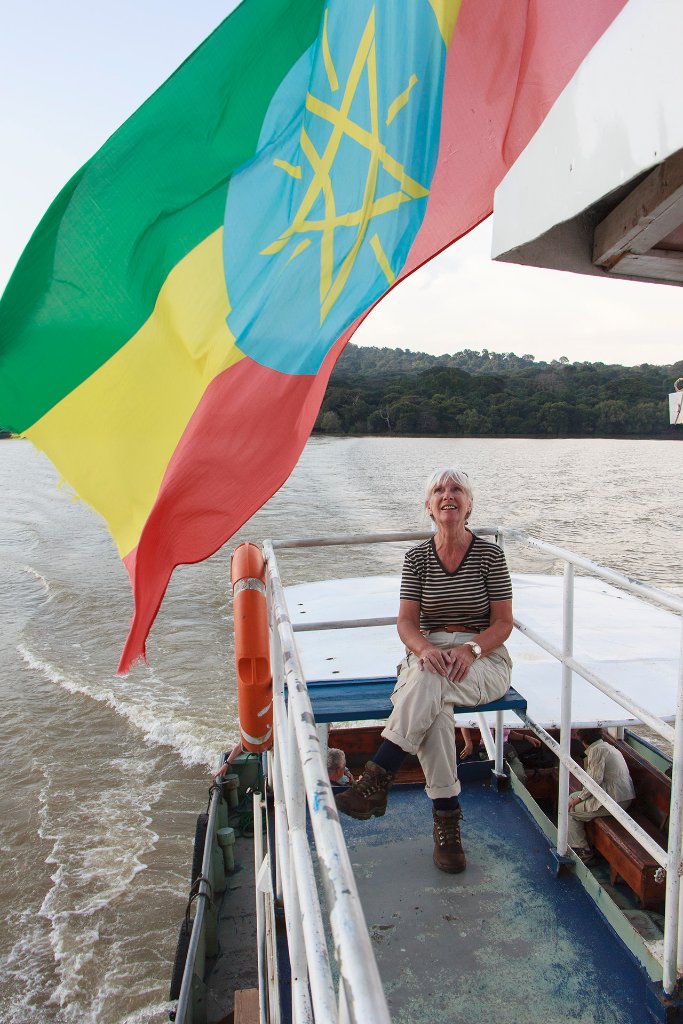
[261,8,429,326]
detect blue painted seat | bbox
[296,677,527,724]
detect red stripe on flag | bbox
[119,342,345,672]
[402,0,629,277]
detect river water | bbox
[1,435,681,1023]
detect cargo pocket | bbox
[390,656,413,704]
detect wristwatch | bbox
[464,641,482,659]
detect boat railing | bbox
[263,538,392,1024]
[173,781,224,1024]
[502,530,683,998]
[267,528,683,999]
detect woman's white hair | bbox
[424,466,474,522]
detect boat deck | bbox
[205,827,258,1024]
[336,780,648,1023]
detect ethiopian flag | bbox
[0,0,626,671]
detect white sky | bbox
[2,2,682,367]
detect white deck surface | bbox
[284,573,681,728]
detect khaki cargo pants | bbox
[567,794,634,849]
[381,632,512,799]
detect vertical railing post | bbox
[318,723,330,771]
[273,687,314,1023]
[557,562,574,857]
[663,618,683,993]
[494,710,504,777]
[254,791,268,1024]
[475,713,496,761]
[270,606,285,905]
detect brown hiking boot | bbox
[335,761,393,820]
[432,807,466,873]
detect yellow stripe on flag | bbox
[27,229,244,557]
[386,74,418,127]
[428,0,463,46]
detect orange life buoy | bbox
[231,542,273,752]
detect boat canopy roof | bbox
[492,0,683,289]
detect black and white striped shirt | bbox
[400,535,512,633]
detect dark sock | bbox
[433,796,460,812]
[372,740,406,773]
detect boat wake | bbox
[21,563,52,598]
[17,643,226,768]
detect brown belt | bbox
[431,624,473,634]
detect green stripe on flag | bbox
[0,0,325,433]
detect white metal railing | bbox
[174,784,223,1024]
[263,539,392,1024]
[263,527,683,1000]
[504,530,683,996]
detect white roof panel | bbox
[284,573,680,728]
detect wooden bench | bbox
[584,736,669,910]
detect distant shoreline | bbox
[311,430,682,441]
[316,343,683,440]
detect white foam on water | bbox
[74,932,176,1024]
[116,1002,176,1024]
[0,565,52,630]
[21,562,52,599]
[0,910,58,1023]
[17,644,225,768]
[45,923,102,1011]
[30,751,167,1016]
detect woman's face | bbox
[426,477,472,530]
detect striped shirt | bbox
[400,535,512,633]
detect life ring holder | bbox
[231,543,273,752]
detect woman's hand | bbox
[445,645,476,684]
[418,643,476,682]
[418,645,453,677]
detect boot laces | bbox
[355,765,390,797]
[435,813,463,846]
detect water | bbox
[0,435,681,1022]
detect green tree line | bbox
[314,345,683,438]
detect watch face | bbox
[470,643,481,657]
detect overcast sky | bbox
[2,1,681,368]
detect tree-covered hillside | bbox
[314,345,683,438]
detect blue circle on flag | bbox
[223,1,447,376]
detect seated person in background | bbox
[328,747,354,786]
[568,728,636,864]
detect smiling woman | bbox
[336,464,513,873]
[425,464,473,528]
